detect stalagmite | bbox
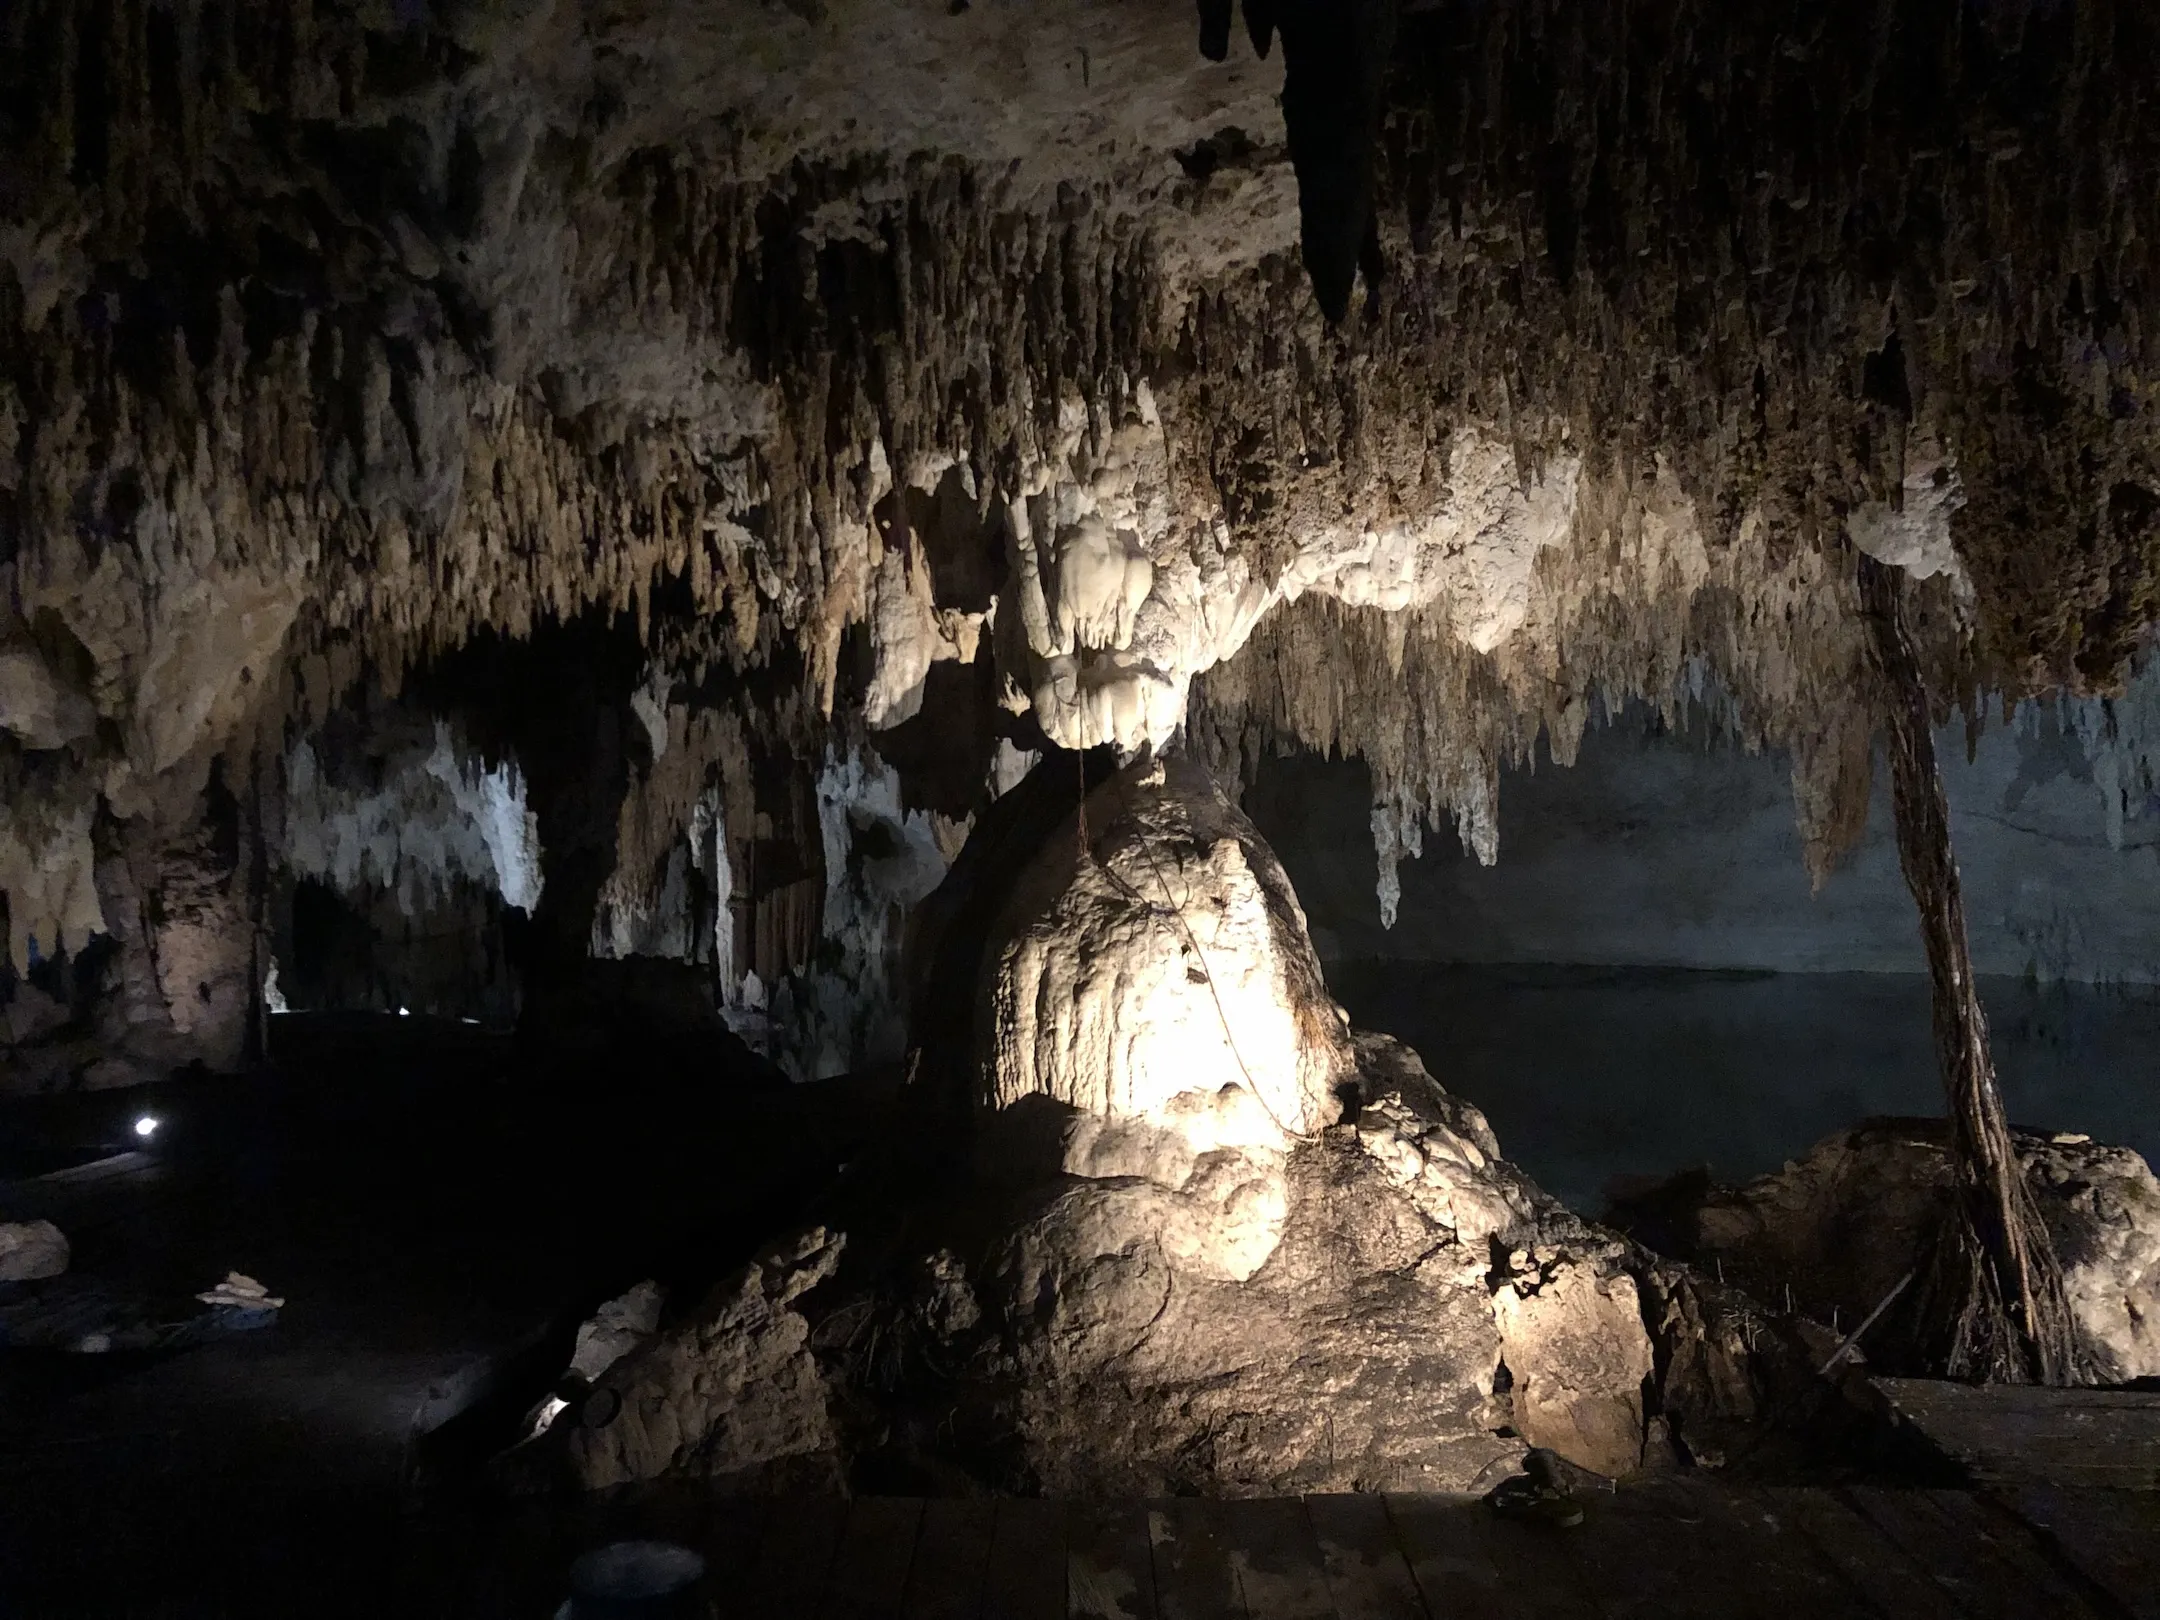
[1857,553,2089,1385]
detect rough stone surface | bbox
[476,760,1826,1498]
[563,1228,844,1493]
[862,1013,1689,1497]
[973,756,1352,1288]
[1492,1258,1656,1480]
[966,1044,1519,1495]
[1677,1120,2160,1383]
[0,1219,69,1282]
[982,756,1352,1142]
[567,1280,667,1386]
[803,762,1707,1495]
[282,723,544,921]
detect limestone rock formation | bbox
[462,757,1863,1497]
[957,1025,1651,1495]
[561,1229,845,1494]
[7,2,2160,1088]
[0,1219,69,1282]
[844,758,1674,1493]
[567,1280,668,1388]
[1669,1121,2160,1383]
[981,755,1350,1145]
[1492,1257,1659,1482]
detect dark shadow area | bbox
[1328,961,2160,1213]
[0,1012,899,1615]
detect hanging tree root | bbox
[1856,554,2091,1386]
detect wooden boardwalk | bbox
[1876,1375,2160,1491]
[502,1479,2160,1619]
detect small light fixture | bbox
[133,1115,160,1141]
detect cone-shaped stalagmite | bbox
[1857,554,2090,1386]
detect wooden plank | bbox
[465,1497,577,1620]
[1303,1495,1426,1620]
[1874,1377,2160,1490]
[1216,1497,1335,1620]
[1147,1498,1246,1620]
[2009,1485,2160,1620]
[1586,1482,1872,1619]
[1767,1486,1961,1620]
[1680,1486,1875,1618]
[1568,1479,1780,1620]
[1385,1492,1595,1620]
[981,1496,1069,1620]
[515,1488,764,1617]
[1876,1379,2160,1415]
[1069,1500,1158,1620]
[738,1495,850,1617]
[904,1497,998,1620]
[1840,1487,2106,1620]
[826,1496,927,1620]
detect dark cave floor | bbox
[464,1481,2157,1620]
[0,1013,893,1615]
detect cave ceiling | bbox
[2,0,2158,1074]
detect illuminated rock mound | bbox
[917,757,1665,1491]
[514,758,1698,1495]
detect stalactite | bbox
[1188,447,1947,892]
[6,0,2160,1079]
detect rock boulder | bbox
[0,1220,69,1282]
[563,1229,845,1493]
[897,758,1669,1493]
[1671,1119,2160,1382]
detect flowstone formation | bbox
[7,1,2160,1090]
[927,758,1747,1489]
[523,758,1817,1497]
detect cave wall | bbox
[1248,672,2160,1201]
[1249,665,2160,985]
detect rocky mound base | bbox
[501,758,1860,1498]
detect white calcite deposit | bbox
[935,756,1670,1492]
[282,724,544,918]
